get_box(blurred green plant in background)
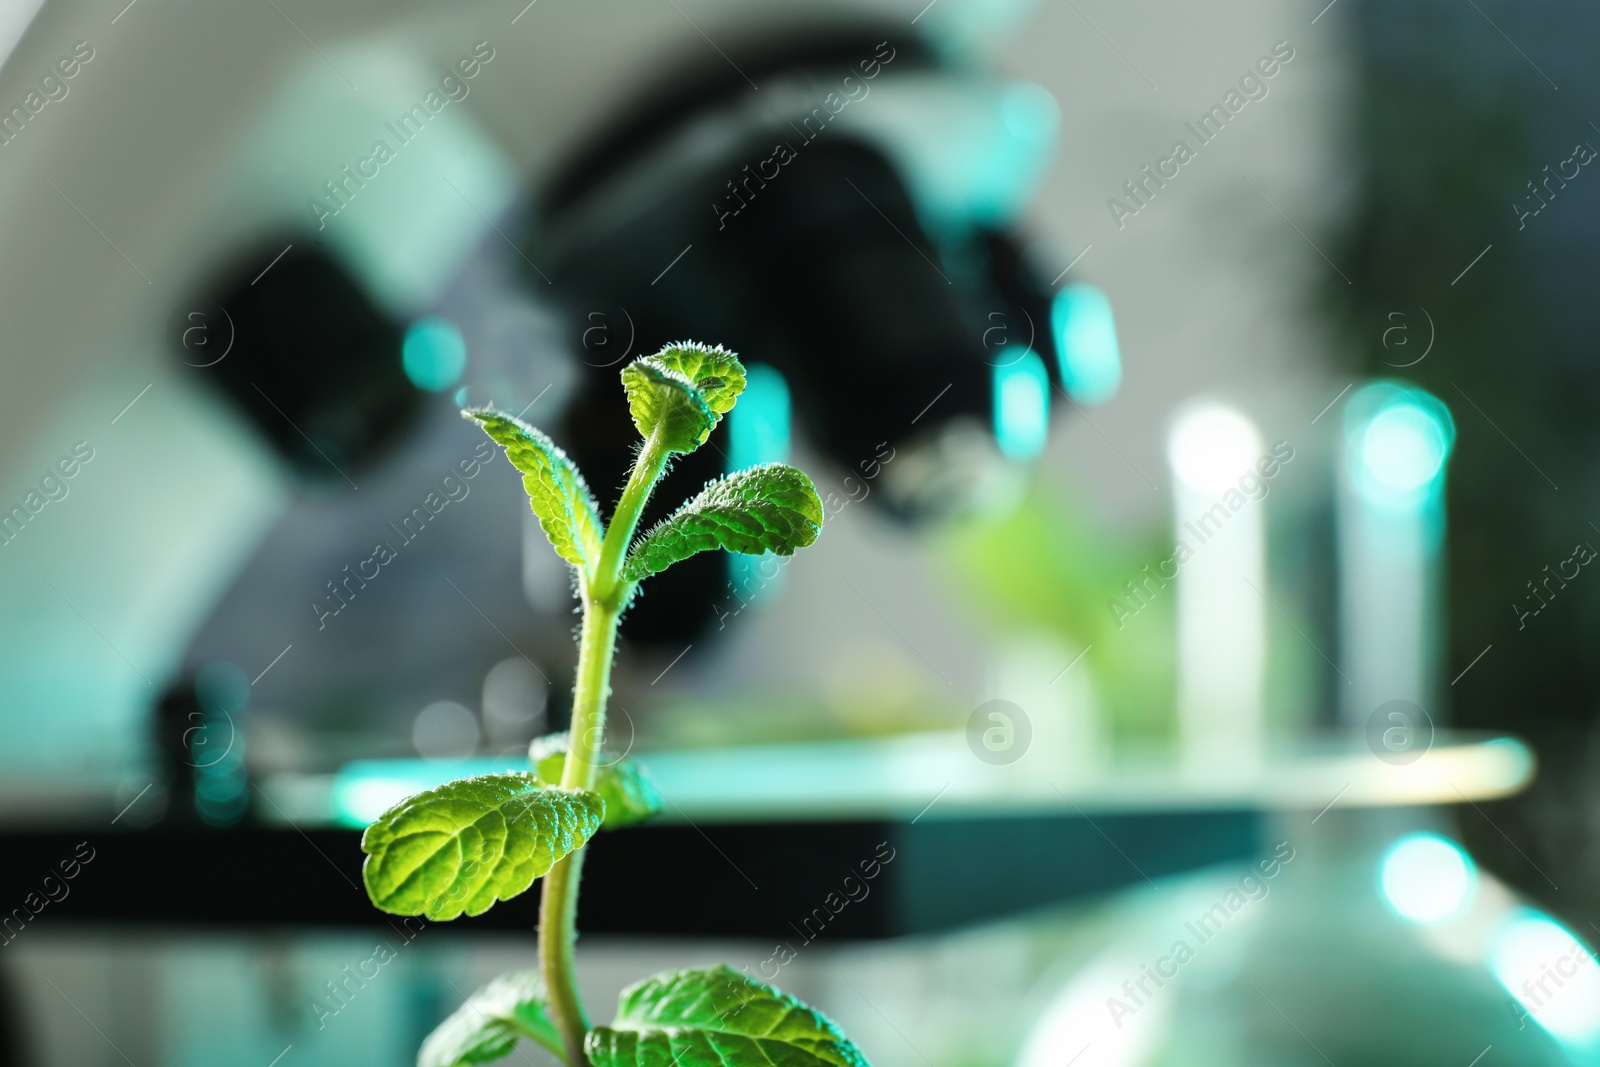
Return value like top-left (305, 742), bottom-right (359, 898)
top-left (937, 484), bottom-right (1177, 747)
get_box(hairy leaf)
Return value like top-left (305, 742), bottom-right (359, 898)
top-left (621, 361), bottom-right (715, 454)
top-left (529, 734), bottom-right (663, 830)
top-left (587, 965), bottom-right (870, 1067)
top-left (622, 464), bottom-right (823, 583)
top-left (647, 343), bottom-right (746, 420)
top-left (465, 409), bottom-right (603, 573)
top-left (419, 970), bottom-right (564, 1067)
top-left (621, 344), bottom-right (745, 453)
top-left (361, 773), bottom-right (603, 921)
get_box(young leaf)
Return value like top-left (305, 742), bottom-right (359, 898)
top-left (361, 773), bottom-right (604, 921)
top-left (647, 343), bottom-right (747, 420)
top-left (586, 965), bottom-right (870, 1067)
top-left (529, 734), bottom-right (663, 830)
top-left (419, 970), bottom-right (565, 1067)
top-left (464, 409), bottom-right (603, 573)
top-left (621, 361), bottom-right (716, 454)
top-left (623, 464), bottom-right (823, 583)
top-left (621, 344), bottom-right (745, 453)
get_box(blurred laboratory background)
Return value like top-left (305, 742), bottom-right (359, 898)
top-left (1, 0), bottom-right (1598, 1063)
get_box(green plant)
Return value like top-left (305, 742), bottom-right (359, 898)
top-left (359, 343), bottom-right (864, 1067)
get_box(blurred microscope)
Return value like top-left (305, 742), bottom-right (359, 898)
top-left (0, 0), bottom-right (1115, 806)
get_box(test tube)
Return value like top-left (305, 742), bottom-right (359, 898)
top-left (1337, 382), bottom-right (1455, 729)
top-left (1167, 401), bottom-right (1269, 769)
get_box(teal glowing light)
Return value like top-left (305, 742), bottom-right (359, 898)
top-left (334, 758), bottom-right (519, 827)
top-left (993, 350), bottom-right (1050, 461)
top-left (726, 364), bottom-right (792, 602)
top-left (1379, 832), bottom-right (1476, 924)
top-left (1000, 82), bottom-right (1061, 144)
top-left (336, 774), bottom-right (421, 827)
top-left (1493, 910), bottom-right (1600, 1047)
top-left (1344, 382), bottom-right (1455, 511)
top-left (1365, 406), bottom-right (1449, 490)
top-left (192, 660), bottom-right (248, 827)
top-left (727, 363), bottom-right (790, 469)
top-left (402, 317), bottom-right (467, 391)
top-left (1051, 283), bottom-right (1121, 406)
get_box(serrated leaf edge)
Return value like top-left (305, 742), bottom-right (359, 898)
top-left (419, 970), bottom-right (566, 1067)
top-left (621, 360), bottom-right (716, 451)
top-left (587, 965), bottom-right (870, 1067)
top-left (463, 408), bottom-right (604, 576)
top-left (620, 464), bottom-right (823, 584)
top-left (645, 342), bottom-right (747, 417)
top-left (359, 772), bottom-right (604, 921)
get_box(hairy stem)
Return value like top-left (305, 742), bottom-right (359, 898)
top-left (538, 433), bottom-right (670, 1066)
top-left (539, 847), bottom-right (589, 1065)
top-left (592, 430), bottom-right (669, 609)
top-left (563, 604), bottom-right (621, 793)
top-left (540, 602), bottom-right (617, 1066)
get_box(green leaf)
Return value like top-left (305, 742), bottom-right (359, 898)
top-left (622, 464), bottom-right (823, 583)
top-left (621, 362), bottom-right (714, 454)
top-left (464, 408), bottom-right (603, 573)
top-left (587, 965), bottom-right (870, 1067)
top-left (621, 344), bottom-right (745, 453)
top-left (529, 734), bottom-right (663, 830)
top-left (419, 970), bottom-right (565, 1067)
top-left (360, 773), bottom-right (604, 921)
top-left (647, 343), bottom-right (746, 420)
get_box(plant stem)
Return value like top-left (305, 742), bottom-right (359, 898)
top-left (592, 431), bottom-right (669, 609)
top-left (539, 847), bottom-right (589, 1065)
top-left (541, 601), bottom-right (617, 1066)
top-left (562, 604), bottom-right (622, 793)
top-left (538, 431), bottom-right (670, 1067)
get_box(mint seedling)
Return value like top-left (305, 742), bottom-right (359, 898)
top-left (358, 343), bottom-right (849, 1067)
